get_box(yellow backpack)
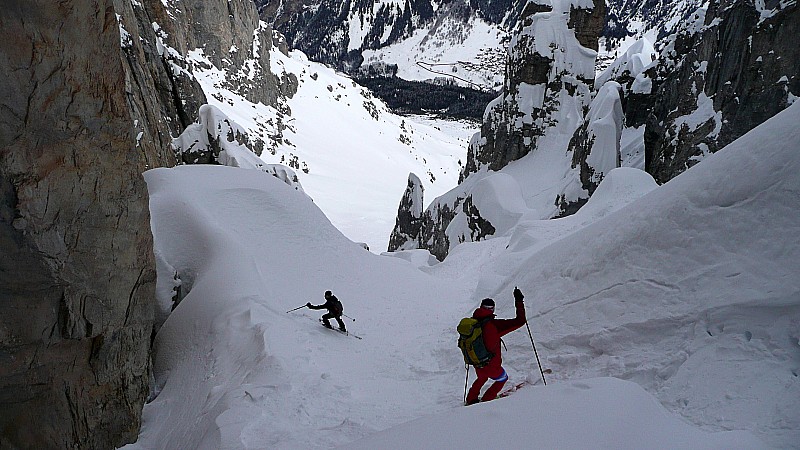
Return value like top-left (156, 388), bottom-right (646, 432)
top-left (457, 317), bottom-right (493, 367)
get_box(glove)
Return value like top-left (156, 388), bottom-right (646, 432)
top-left (513, 287), bottom-right (524, 302)
top-left (306, 302), bottom-right (312, 307)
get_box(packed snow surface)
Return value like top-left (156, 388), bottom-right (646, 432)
top-left (131, 104), bottom-right (800, 448)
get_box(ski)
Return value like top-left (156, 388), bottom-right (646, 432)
top-left (498, 381), bottom-right (528, 398)
top-left (301, 316), bottom-right (362, 339)
top-left (497, 369), bottom-right (553, 398)
top-left (319, 320), bottom-right (362, 339)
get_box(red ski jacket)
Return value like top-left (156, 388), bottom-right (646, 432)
top-left (472, 299), bottom-right (526, 370)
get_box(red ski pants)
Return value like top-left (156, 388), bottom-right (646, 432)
top-left (466, 365), bottom-right (508, 403)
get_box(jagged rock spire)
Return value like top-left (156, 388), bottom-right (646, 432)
top-left (388, 173), bottom-right (425, 251)
top-left (461, 0), bottom-right (606, 181)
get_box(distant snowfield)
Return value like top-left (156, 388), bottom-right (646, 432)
top-left (271, 50), bottom-right (476, 251)
top-left (130, 102), bottom-right (799, 448)
top-left (361, 16), bottom-right (507, 90)
top-left (187, 45), bottom-right (476, 252)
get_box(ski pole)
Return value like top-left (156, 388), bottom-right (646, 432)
top-left (463, 364), bottom-right (469, 405)
top-left (525, 320), bottom-right (547, 386)
top-left (286, 305), bottom-right (307, 313)
top-left (342, 313), bottom-right (356, 322)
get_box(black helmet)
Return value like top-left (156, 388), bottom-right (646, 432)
top-left (480, 298), bottom-right (495, 311)
top-left (325, 290), bottom-right (332, 298)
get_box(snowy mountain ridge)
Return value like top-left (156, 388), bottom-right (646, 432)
top-left (388, 0), bottom-right (610, 259)
top-left (257, 0), bottom-right (711, 89)
top-left (258, 0), bottom-right (516, 89)
top-left (391, 0), bottom-right (799, 259)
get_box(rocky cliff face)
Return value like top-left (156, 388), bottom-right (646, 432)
top-left (157, 0), bottom-right (287, 106)
top-left (117, 0), bottom-right (294, 165)
top-left (390, 0), bottom-right (798, 260)
top-left (388, 174), bottom-right (426, 251)
top-left (598, 0), bottom-right (703, 69)
top-left (0, 1), bottom-right (165, 448)
top-left (0, 0), bottom-right (288, 448)
top-left (631, 0), bottom-right (799, 183)
top-left (115, 0), bottom-right (208, 152)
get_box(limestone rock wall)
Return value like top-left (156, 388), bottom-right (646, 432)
top-left (0, 0), bottom-right (289, 447)
top-left (115, 0), bottom-right (208, 157)
top-left (162, 0), bottom-right (285, 106)
top-left (0, 1), bottom-right (163, 448)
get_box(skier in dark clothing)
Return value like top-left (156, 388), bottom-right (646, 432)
top-left (465, 287), bottom-right (526, 405)
top-left (307, 290), bottom-right (346, 332)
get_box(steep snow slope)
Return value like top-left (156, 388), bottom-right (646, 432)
top-left (455, 101), bottom-right (800, 447)
top-left (134, 166), bottom-right (760, 449)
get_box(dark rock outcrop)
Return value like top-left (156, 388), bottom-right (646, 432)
top-left (0, 1), bottom-right (166, 448)
top-left (388, 174), bottom-right (426, 251)
top-left (458, 195), bottom-right (497, 245)
top-left (633, 0), bottom-right (799, 183)
top-left (398, 193), bottom-right (495, 261)
top-left (388, 172), bottom-right (496, 260)
top-left (569, 2), bottom-right (606, 52)
top-left (417, 201), bottom-right (458, 261)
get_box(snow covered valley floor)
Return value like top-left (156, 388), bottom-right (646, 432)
top-left (128, 104), bottom-right (800, 448)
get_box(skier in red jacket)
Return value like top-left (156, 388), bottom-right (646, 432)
top-left (465, 287), bottom-right (526, 405)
